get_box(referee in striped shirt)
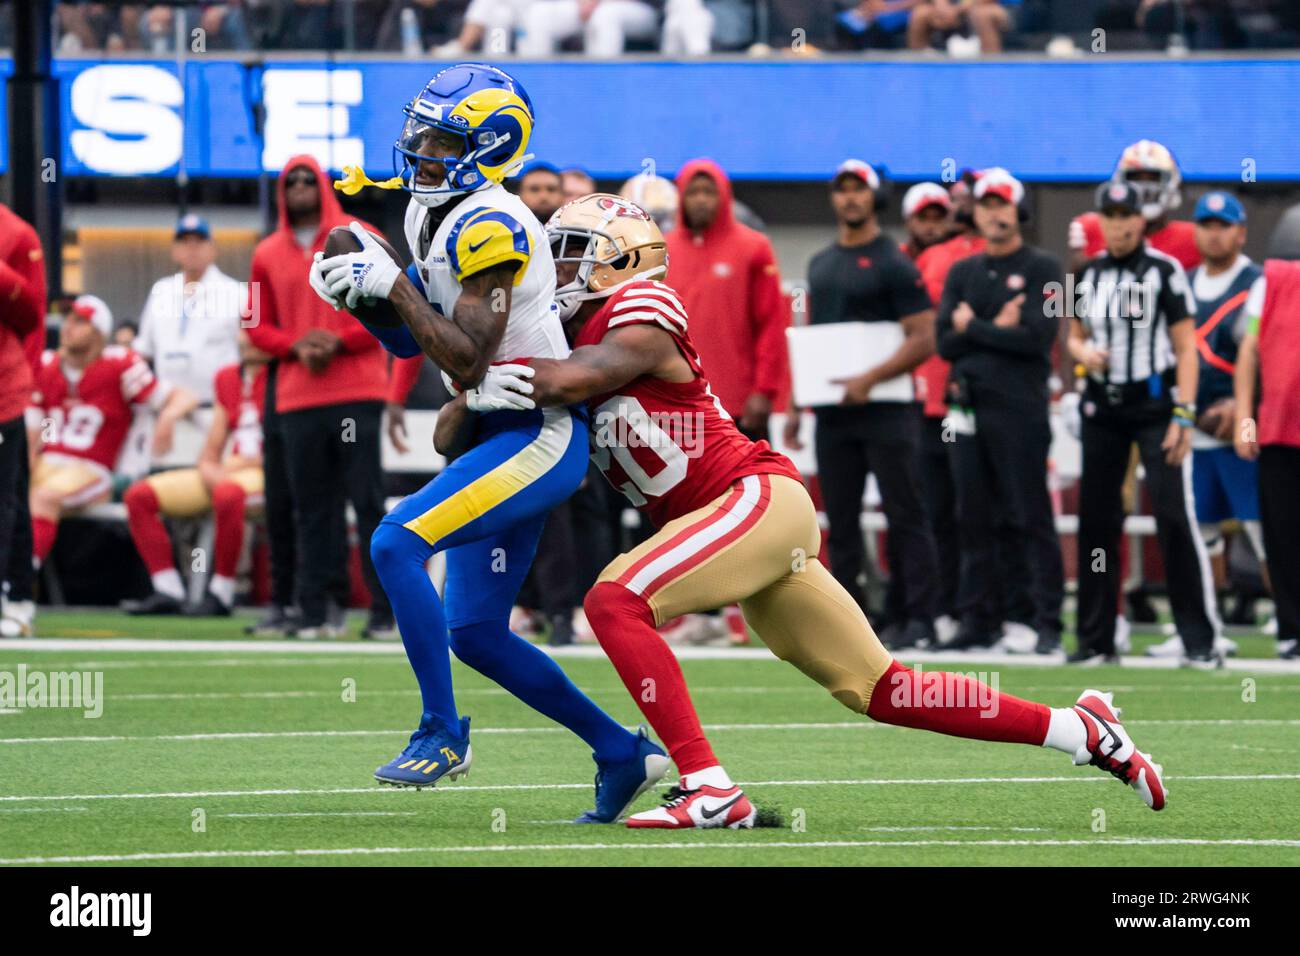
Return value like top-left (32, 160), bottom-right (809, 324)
top-left (1068, 181), bottom-right (1222, 668)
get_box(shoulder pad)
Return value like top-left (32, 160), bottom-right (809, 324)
top-left (445, 206), bottom-right (531, 283)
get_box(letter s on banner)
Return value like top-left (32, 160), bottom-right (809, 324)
top-left (69, 65), bottom-right (184, 175)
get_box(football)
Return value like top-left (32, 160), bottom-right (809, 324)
top-left (323, 225), bottom-right (405, 328)
top-left (1196, 396), bottom-right (1236, 440)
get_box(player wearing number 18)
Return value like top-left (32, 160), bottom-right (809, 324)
top-left (439, 195), bottom-right (1172, 828)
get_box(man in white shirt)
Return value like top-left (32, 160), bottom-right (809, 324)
top-left (136, 216), bottom-right (242, 463)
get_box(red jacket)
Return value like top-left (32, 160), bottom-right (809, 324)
top-left (246, 154), bottom-right (388, 414)
top-left (0, 204), bottom-right (47, 422)
top-left (1258, 259), bottom-right (1300, 449)
top-left (665, 159), bottom-right (789, 418)
top-left (913, 233), bottom-right (987, 419)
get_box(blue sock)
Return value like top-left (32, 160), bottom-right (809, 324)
top-left (370, 523), bottom-right (459, 732)
top-left (450, 619), bottom-right (636, 762)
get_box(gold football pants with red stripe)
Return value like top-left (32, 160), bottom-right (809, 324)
top-left (596, 473), bottom-right (894, 713)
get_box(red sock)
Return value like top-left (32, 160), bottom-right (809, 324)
top-left (866, 661), bottom-right (1050, 746)
top-left (584, 581), bottom-right (718, 775)
top-left (210, 481), bottom-right (247, 578)
top-left (32, 515), bottom-right (58, 563)
top-left (123, 481), bottom-right (175, 575)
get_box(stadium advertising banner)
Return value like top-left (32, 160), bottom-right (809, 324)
top-left (4, 57), bottom-right (1300, 180)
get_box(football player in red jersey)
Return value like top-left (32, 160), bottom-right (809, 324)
top-left (27, 295), bottom-right (196, 573)
top-left (437, 195), bottom-right (1169, 828)
top-left (1068, 140), bottom-right (1200, 272)
top-left (122, 331), bottom-right (270, 618)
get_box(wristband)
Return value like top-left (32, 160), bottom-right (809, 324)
top-left (1172, 403), bottom-right (1195, 428)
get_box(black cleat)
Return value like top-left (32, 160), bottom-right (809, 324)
top-left (245, 604), bottom-right (299, 636)
top-left (122, 591), bottom-right (183, 616)
top-left (1066, 647), bottom-right (1120, 666)
top-left (184, 592), bottom-right (232, 617)
top-left (944, 628), bottom-right (998, 651)
top-left (1180, 649), bottom-right (1225, 670)
top-left (1035, 629), bottom-right (1063, 655)
top-left (361, 611), bottom-right (398, 641)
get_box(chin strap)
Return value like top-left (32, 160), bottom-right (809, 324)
top-left (335, 165), bottom-right (405, 196)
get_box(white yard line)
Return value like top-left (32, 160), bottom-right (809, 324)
top-left (219, 811), bottom-right (420, 819)
top-left (3, 836), bottom-right (1298, 865)
top-left (3, 637), bottom-right (1299, 673)
top-left (3, 717), bottom-right (1297, 747)
top-left (2, 773), bottom-right (1296, 804)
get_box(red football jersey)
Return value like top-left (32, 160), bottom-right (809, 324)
top-left (1072, 213), bottom-right (1200, 270)
top-left (574, 280), bottom-right (802, 528)
top-left (213, 363), bottom-right (267, 461)
top-left (31, 346), bottom-right (158, 469)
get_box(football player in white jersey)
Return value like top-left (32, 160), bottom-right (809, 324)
top-left (310, 63), bottom-right (667, 820)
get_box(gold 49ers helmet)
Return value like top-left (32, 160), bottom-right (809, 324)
top-left (546, 193), bottom-right (668, 319)
top-left (1112, 140), bottom-right (1182, 221)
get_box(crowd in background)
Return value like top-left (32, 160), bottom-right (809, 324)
top-left (43, 0), bottom-right (1300, 55)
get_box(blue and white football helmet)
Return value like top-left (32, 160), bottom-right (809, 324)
top-left (394, 62), bottom-right (536, 208)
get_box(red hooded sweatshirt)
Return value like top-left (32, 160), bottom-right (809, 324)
top-left (1258, 259), bottom-right (1300, 449)
top-left (0, 203), bottom-right (47, 423)
top-left (246, 154), bottom-right (388, 414)
top-left (665, 159), bottom-right (789, 418)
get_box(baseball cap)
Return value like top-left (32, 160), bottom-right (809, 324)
top-left (1194, 191), bottom-right (1246, 225)
top-left (902, 182), bottom-right (952, 218)
top-left (973, 168), bottom-right (1024, 205)
top-left (71, 294), bottom-right (114, 338)
top-left (175, 213), bottom-right (211, 240)
top-left (832, 159), bottom-right (881, 191)
top-left (1096, 181), bottom-right (1143, 214)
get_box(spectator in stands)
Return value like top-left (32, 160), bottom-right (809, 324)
top-left (123, 332), bottom-right (270, 617)
top-left (520, 0), bottom-right (674, 56)
top-left (838, 0), bottom-right (918, 50)
top-left (908, 0), bottom-right (1012, 52)
top-left (515, 161), bottom-right (565, 224)
top-left (28, 296), bottom-right (197, 584)
top-left (1137, 0), bottom-right (1247, 50)
top-left (429, 0), bottom-right (528, 55)
top-left (561, 167), bottom-right (597, 203)
top-left (784, 159), bottom-right (940, 649)
top-left (1235, 259), bottom-right (1300, 660)
top-left (246, 155), bottom-right (393, 639)
top-left (0, 202), bottom-right (46, 639)
top-left (137, 3), bottom-right (251, 52)
top-left (135, 215), bottom-right (243, 461)
top-left (666, 158), bottom-right (789, 443)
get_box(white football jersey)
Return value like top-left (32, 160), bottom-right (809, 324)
top-left (403, 184), bottom-right (569, 365)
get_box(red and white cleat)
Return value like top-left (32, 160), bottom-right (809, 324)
top-left (626, 783), bottom-right (757, 829)
top-left (1072, 689), bottom-right (1167, 811)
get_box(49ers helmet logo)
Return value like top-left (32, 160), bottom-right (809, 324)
top-left (595, 195), bottom-right (650, 219)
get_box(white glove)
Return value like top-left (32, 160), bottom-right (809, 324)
top-left (308, 252), bottom-right (343, 310)
top-left (465, 363), bottom-right (536, 412)
top-left (319, 221), bottom-right (402, 309)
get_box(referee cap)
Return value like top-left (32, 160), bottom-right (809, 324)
top-left (1194, 192), bottom-right (1246, 225)
top-left (1097, 181), bottom-right (1143, 214)
top-left (832, 159), bottom-right (881, 191)
top-left (902, 182), bottom-right (952, 218)
top-left (973, 168), bottom-right (1024, 205)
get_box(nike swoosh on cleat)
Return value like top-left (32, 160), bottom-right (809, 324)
top-left (700, 794), bottom-right (743, 820)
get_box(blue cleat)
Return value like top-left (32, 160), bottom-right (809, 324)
top-left (374, 713), bottom-right (473, 788)
top-left (574, 727), bottom-right (671, 823)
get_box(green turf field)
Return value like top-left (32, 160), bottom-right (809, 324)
top-left (1, 610), bottom-right (1297, 866)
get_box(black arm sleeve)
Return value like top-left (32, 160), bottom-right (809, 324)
top-left (935, 260), bottom-right (971, 360)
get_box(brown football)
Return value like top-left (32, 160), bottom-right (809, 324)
top-left (324, 225), bottom-right (405, 328)
top-left (1196, 396), bottom-right (1236, 440)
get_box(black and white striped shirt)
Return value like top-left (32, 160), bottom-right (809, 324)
top-left (1077, 246), bottom-right (1195, 385)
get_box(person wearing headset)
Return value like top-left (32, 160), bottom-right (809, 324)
top-left (934, 168), bottom-right (1066, 656)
